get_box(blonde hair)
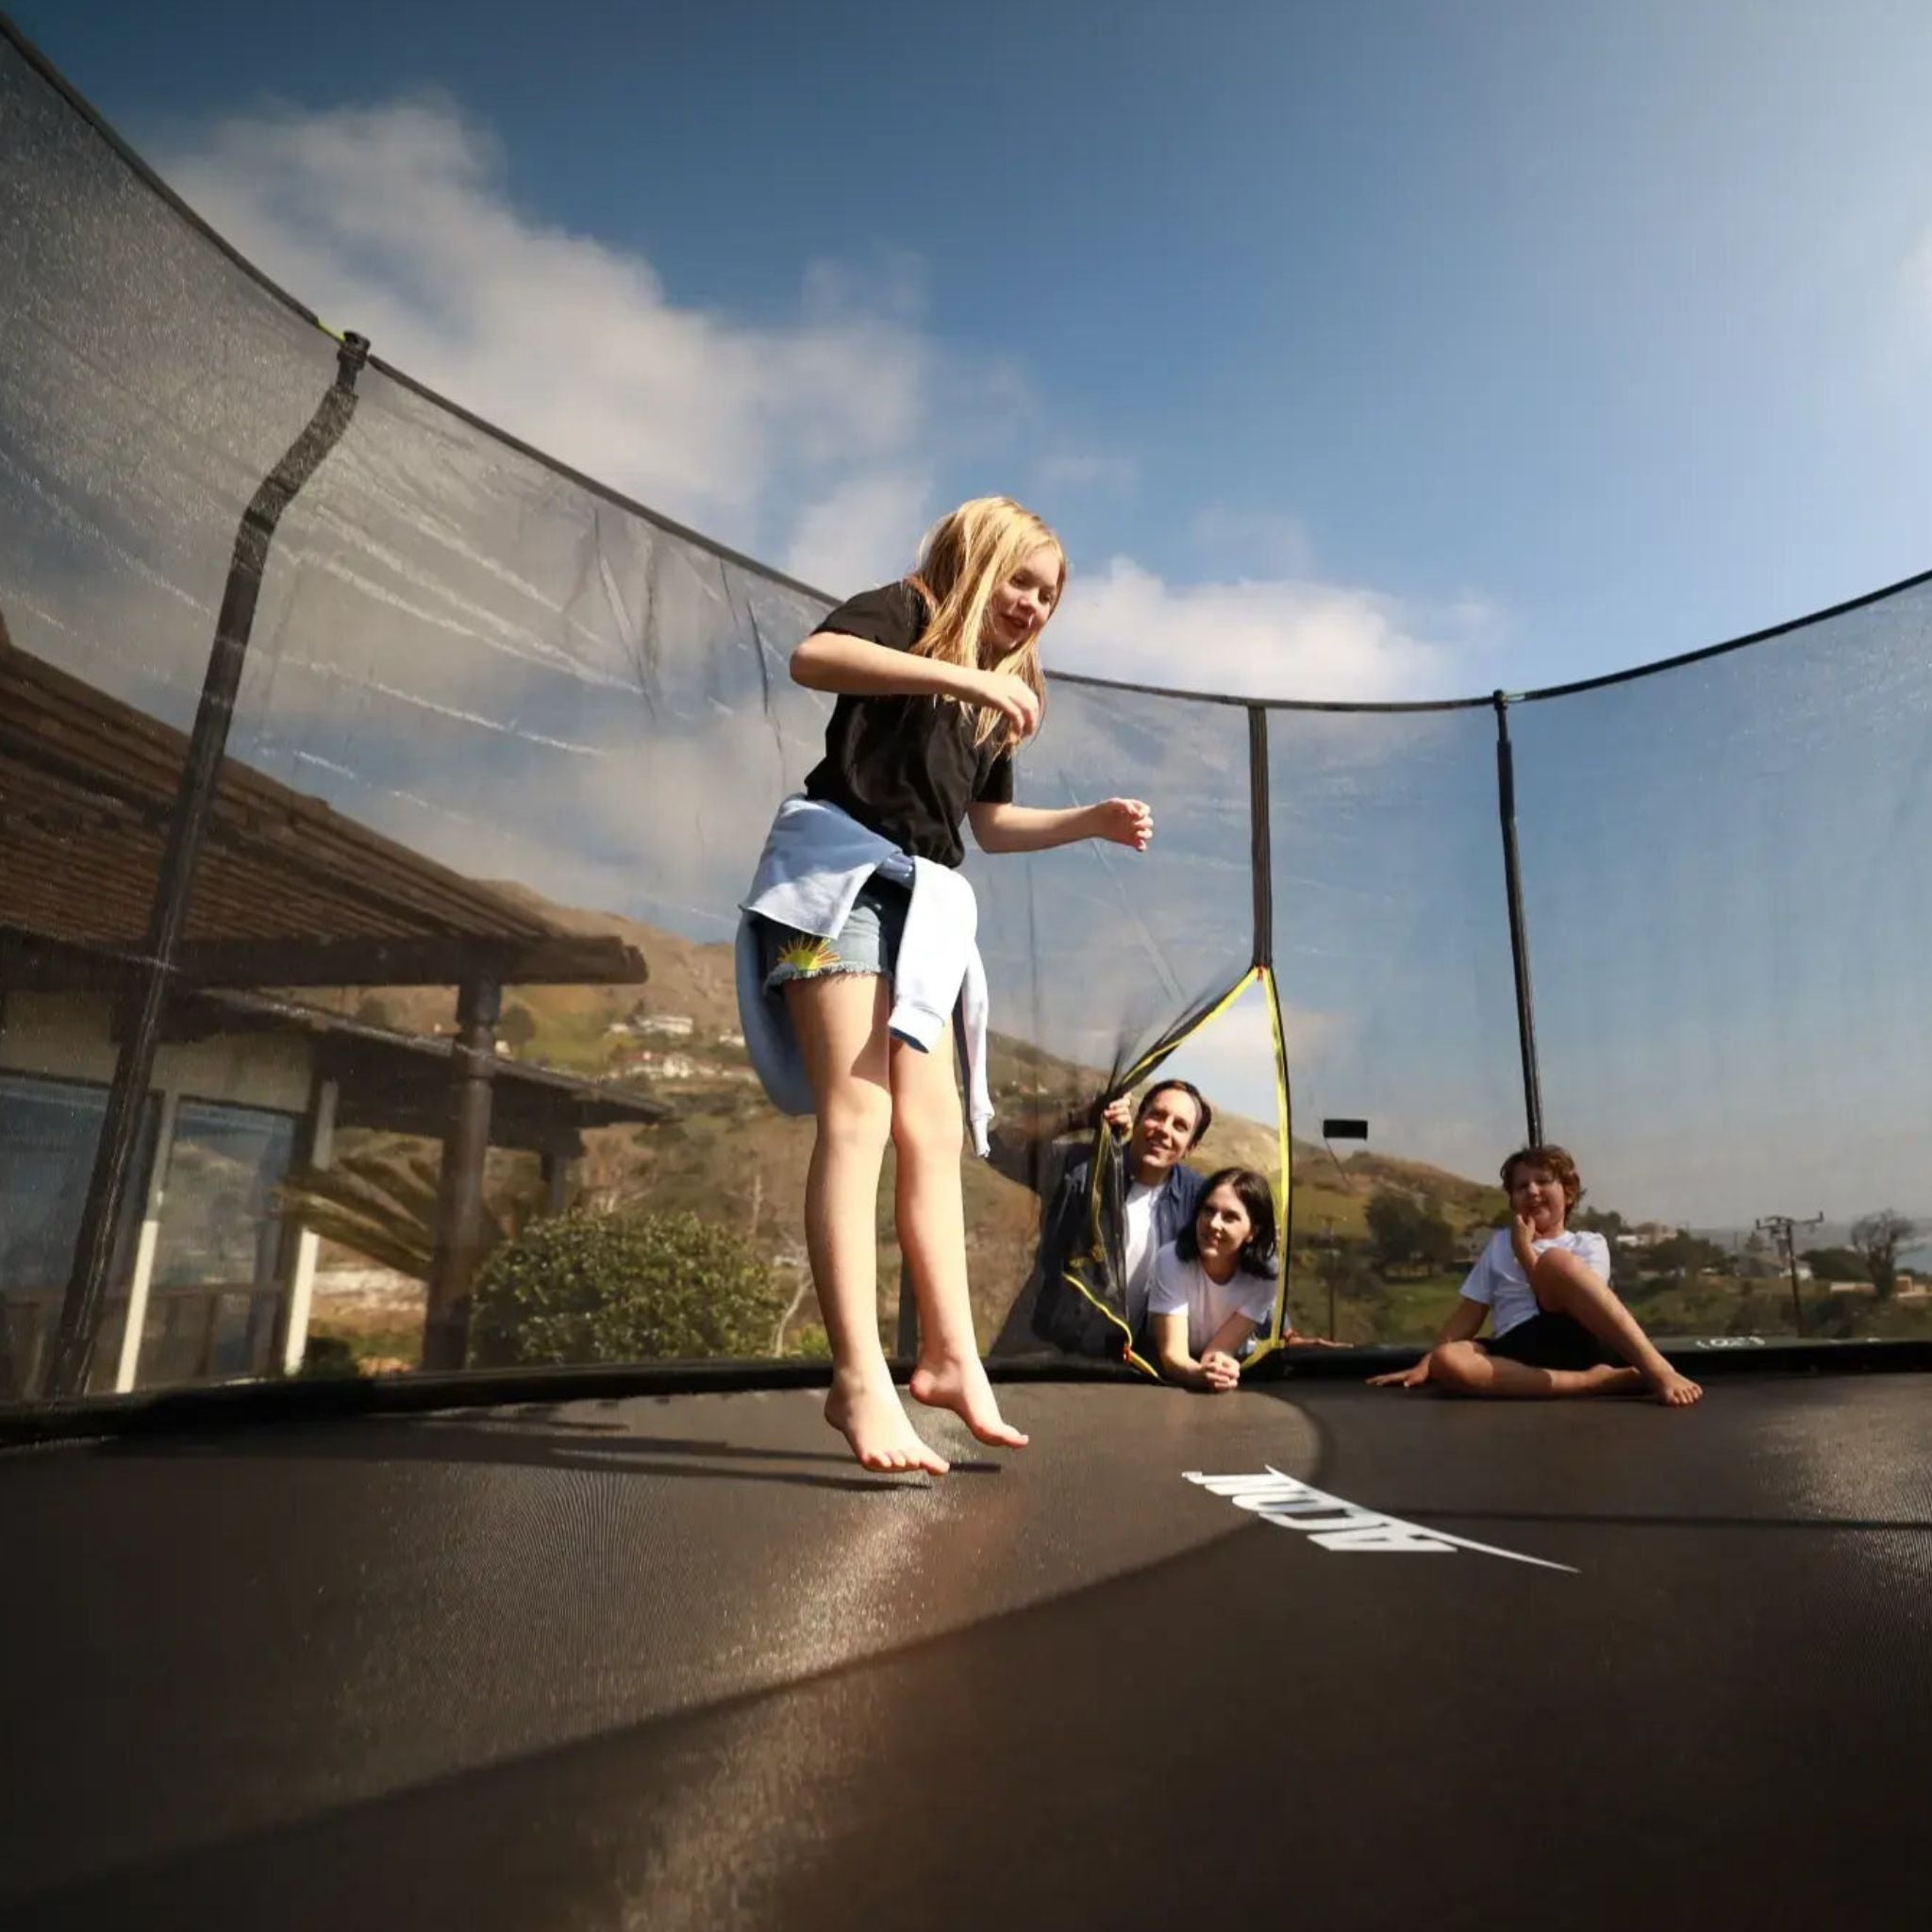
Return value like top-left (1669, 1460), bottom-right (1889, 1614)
top-left (906, 496), bottom-right (1064, 751)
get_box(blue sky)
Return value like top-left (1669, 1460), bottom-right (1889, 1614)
top-left (17, 0), bottom-right (1932, 700)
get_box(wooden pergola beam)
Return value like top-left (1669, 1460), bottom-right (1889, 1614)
top-left (0, 928), bottom-right (647, 991)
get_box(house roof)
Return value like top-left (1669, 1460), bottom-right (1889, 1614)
top-left (0, 636), bottom-right (646, 990)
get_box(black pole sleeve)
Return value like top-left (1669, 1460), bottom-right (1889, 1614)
top-left (44, 334), bottom-right (371, 1398)
top-left (1248, 706), bottom-right (1273, 968)
top-left (1492, 691), bottom-right (1544, 1147)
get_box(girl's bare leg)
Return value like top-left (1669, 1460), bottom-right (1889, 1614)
top-left (787, 974), bottom-right (948, 1474)
top-left (1428, 1339), bottom-right (1642, 1400)
top-left (1530, 1252), bottom-right (1704, 1407)
top-left (889, 1020), bottom-right (1027, 1450)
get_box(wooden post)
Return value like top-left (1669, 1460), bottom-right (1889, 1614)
top-left (112, 1088), bottom-right (180, 1392)
top-left (539, 1138), bottom-right (581, 1218)
top-left (274, 1073), bottom-right (339, 1374)
top-left (423, 974), bottom-right (501, 1370)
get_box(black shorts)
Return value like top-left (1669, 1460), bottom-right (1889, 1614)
top-left (1484, 1312), bottom-right (1620, 1372)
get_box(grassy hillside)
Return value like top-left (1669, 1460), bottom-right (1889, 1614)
top-left (294, 888), bottom-right (1519, 1359)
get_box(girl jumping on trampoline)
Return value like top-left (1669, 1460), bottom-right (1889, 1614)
top-left (738, 497), bottom-right (1154, 1474)
top-left (1368, 1145), bottom-right (1703, 1406)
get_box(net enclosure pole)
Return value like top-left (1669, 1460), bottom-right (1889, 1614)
top-left (1248, 706), bottom-right (1273, 969)
top-left (43, 333), bottom-right (371, 1398)
top-left (1249, 703), bottom-right (1297, 1347)
top-left (1491, 692), bottom-right (1544, 1148)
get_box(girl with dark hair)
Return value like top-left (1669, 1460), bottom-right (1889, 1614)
top-left (1147, 1167), bottom-right (1279, 1392)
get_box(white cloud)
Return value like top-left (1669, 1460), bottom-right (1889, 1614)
top-left (163, 96), bottom-right (933, 576)
top-left (133, 94), bottom-right (1504, 709)
top-left (780, 470), bottom-right (933, 593)
top-left (1048, 558), bottom-right (1492, 703)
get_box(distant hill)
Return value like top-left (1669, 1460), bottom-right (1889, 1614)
top-left (483, 883), bottom-right (741, 1035)
top-left (1337, 1150), bottom-right (1508, 1231)
top-left (305, 877), bottom-right (1507, 1341)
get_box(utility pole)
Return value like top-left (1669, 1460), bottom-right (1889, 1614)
top-left (1320, 1120), bottom-right (1368, 1344)
top-left (1321, 1216), bottom-right (1337, 1341)
top-left (1755, 1212), bottom-right (1824, 1337)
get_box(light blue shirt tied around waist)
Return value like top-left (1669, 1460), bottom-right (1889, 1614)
top-left (734, 795), bottom-right (995, 1155)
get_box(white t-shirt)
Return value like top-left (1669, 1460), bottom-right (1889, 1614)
top-left (1147, 1241), bottom-right (1275, 1358)
top-left (1122, 1181), bottom-right (1161, 1331)
top-left (1460, 1227), bottom-right (1611, 1339)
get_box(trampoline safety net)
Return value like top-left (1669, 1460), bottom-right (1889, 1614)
top-left (6, 18), bottom-right (1932, 1406)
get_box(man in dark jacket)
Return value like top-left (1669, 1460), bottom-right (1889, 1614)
top-left (989, 1081), bottom-right (1217, 1363)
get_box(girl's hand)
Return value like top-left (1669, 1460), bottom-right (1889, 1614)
top-left (1200, 1350), bottom-right (1241, 1392)
top-left (961, 668), bottom-right (1041, 739)
top-left (1092, 797), bottom-right (1153, 851)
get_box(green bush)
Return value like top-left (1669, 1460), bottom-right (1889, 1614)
top-left (295, 1334), bottom-right (359, 1379)
top-left (785, 1321), bottom-right (833, 1361)
top-left (469, 1208), bottom-right (786, 1367)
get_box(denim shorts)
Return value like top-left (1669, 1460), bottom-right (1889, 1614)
top-left (759, 874), bottom-right (909, 992)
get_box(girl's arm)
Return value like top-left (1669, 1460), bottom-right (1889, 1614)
top-left (968, 798), bottom-right (1152, 854)
top-left (791, 631), bottom-right (1040, 736)
top-left (1150, 1311), bottom-right (1242, 1393)
top-left (1197, 1311), bottom-right (1261, 1387)
top-left (1203, 1309), bottom-right (1259, 1360)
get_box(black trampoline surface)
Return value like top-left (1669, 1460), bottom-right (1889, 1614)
top-left (3, 1370), bottom-right (1927, 1930)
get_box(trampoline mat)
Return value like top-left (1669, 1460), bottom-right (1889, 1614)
top-left (1, 1373), bottom-right (1926, 1929)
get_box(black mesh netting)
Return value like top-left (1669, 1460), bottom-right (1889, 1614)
top-left (6, 19), bottom-right (1931, 1399)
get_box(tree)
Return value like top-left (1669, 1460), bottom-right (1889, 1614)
top-left (1850, 1210), bottom-right (1917, 1300)
top-left (498, 1001), bottom-right (539, 1051)
top-left (1647, 1229), bottom-right (1728, 1280)
top-left (275, 1142), bottom-right (546, 1278)
top-left (1574, 1206), bottom-right (1625, 1239)
top-left (1414, 1212), bottom-right (1457, 1273)
top-left (353, 993), bottom-right (396, 1031)
top-left (1366, 1191), bottom-right (1457, 1274)
top-left (1800, 1245), bottom-right (1869, 1285)
top-left (470, 1209), bottom-right (785, 1366)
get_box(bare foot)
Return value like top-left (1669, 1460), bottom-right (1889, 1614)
top-left (824, 1372), bottom-right (949, 1474)
top-left (908, 1353), bottom-right (1029, 1449)
top-left (1650, 1368), bottom-right (1704, 1407)
top-left (1576, 1365), bottom-right (1646, 1397)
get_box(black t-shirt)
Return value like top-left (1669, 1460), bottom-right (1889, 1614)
top-left (802, 582), bottom-right (1015, 868)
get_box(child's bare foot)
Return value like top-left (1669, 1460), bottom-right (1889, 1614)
top-left (1650, 1367), bottom-right (1704, 1407)
top-left (908, 1352), bottom-right (1029, 1449)
top-left (824, 1372), bottom-right (949, 1474)
top-left (1580, 1365), bottom-right (1646, 1396)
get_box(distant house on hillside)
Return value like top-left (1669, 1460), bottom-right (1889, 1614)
top-left (1615, 1223), bottom-right (1676, 1249)
top-left (636, 1014), bottom-right (693, 1041)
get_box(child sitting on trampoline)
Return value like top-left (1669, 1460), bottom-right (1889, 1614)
top-left (1147, 1167), bottom-right (1281, 1392)
top-left (740, 496), bottom-right (1154, 1475)
top-left (1368, 1144), bottom-right (1702, 1406)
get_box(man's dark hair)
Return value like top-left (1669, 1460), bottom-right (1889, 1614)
top-left (1135, 1078), bottom-right (1211, 1149)
top-left (1174, 1166), bottom-right (1277, 1275)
